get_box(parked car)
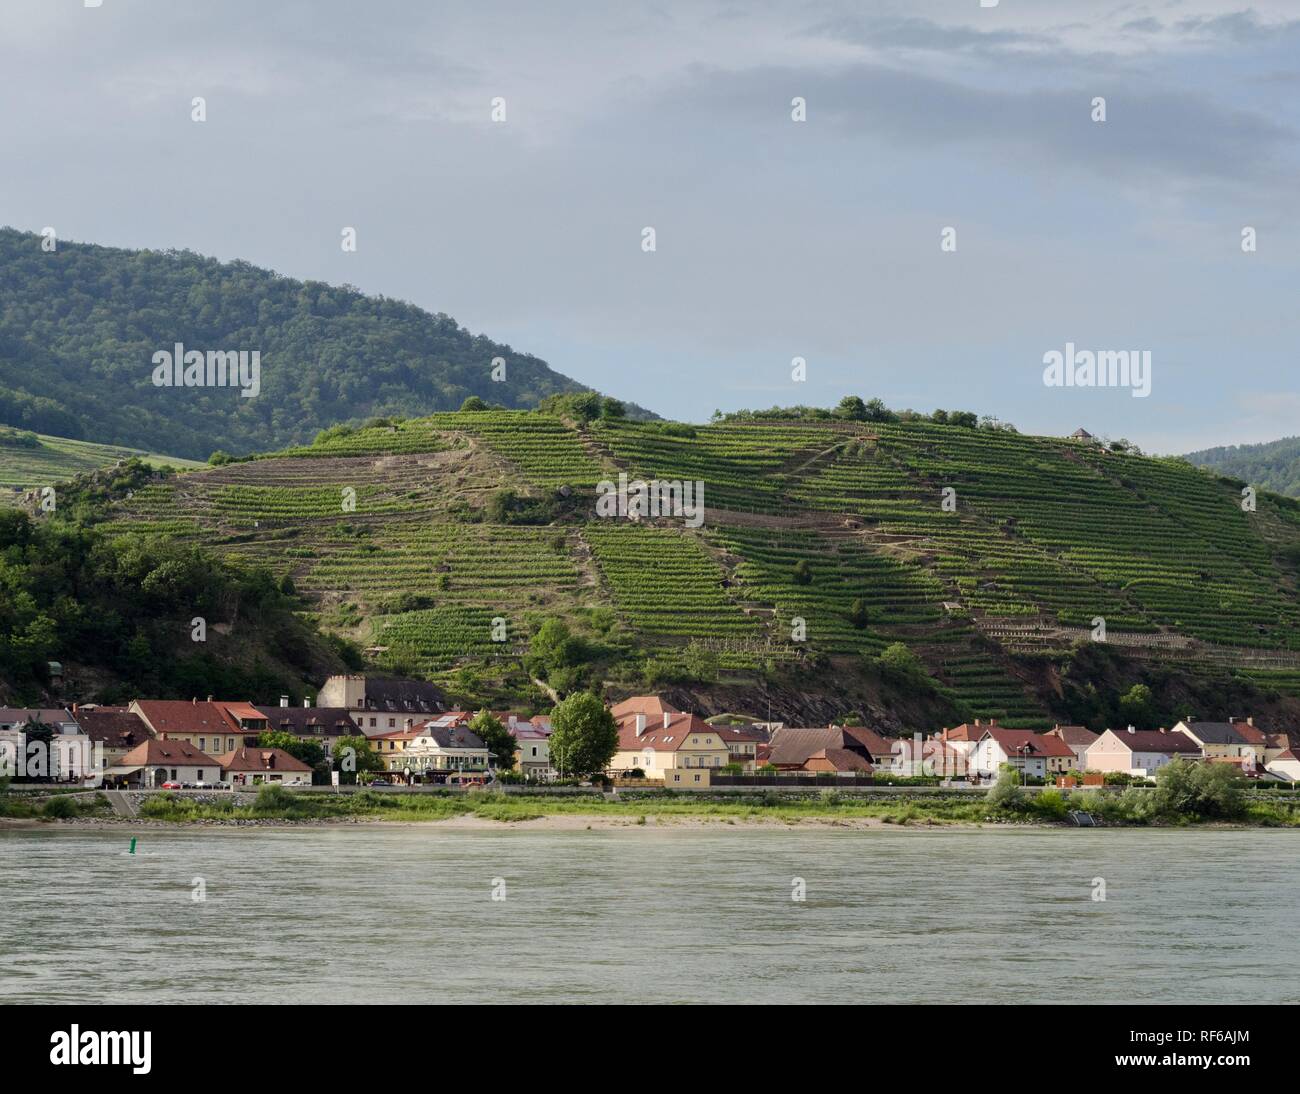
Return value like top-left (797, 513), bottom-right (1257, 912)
top-left (369, 780), bottom-right (393, 788)
top-left (160, 781), bottom-right (182, 790)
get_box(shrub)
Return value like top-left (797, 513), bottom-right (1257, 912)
top-left (42, 794), bottom-right (77, 819)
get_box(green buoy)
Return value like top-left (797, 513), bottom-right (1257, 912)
top-left (128, 837), bottom-right (137, 855)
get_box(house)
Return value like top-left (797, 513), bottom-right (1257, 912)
top-left (1044, 724), bottom-right (1099, 768)
top-left (129, 699), bottom-right (258, 757)
top-left (1070, 428), bottom-right (1094, 440)
top-left (0, 707), bottom-right (88, 781)
top-left (711, 723), bottom-right (767, 772)
top-left (1084, 727), bottom-right (1201, 777)
top-left (888, 736), bottom-right (968, 778)
top-left (403, 722), bottom-right (489, 779)
top-left (368, 728), bottom-right (425, 774)
top-left (970, 728), bottom-right (1076, 779)
top-left (609, 712), bottom-right (731, 780)
top-left (254, 698), bottom-right (360, 758)
top-left (1172, 719), bottom-right (1263, 770)
top-left (766, 726), bottom-right (883, 770)
top-left (71, 706), bottom-right (152, 766)
top-left (1265, 747), bottom-right (1300, 782)
top-left (317, 674), bottom-right (445, 734)
top-left (936, 721), bottom-right (1001, 765)
top-left (110, 739), bottom-right (222, 788)
top-left (218, 746), bottom-right (314, 786)
top-left (509, 719), bottom-right (554, 779)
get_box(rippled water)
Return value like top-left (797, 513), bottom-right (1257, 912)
top-left (2, 825), bottom-right (1297, 1004)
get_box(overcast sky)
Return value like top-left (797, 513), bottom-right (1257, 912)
top-left (2, 0), bottom-right (1298, 452)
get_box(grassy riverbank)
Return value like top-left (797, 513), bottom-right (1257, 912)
top-left (6, 779), bottom-right (1299, 829)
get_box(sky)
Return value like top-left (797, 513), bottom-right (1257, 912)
top-left (2, 0), bottom-right (1298, 453)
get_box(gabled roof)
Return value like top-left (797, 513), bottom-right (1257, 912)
top-left (357, 677), bottom-right (445, 712)
top-left (0, 707), bottom-right (78, 728)
top-left (71, 708), bottom-right (151, 749)
top-left (411, 724), bottom-right (487, 750)
top-left (254, 706), bottom-right (359, 736)
top-left (1046, 724), bottom-right (1099, 748)
top-left (217, 746), bottom-right (312, 773)
top-left (941, 721), bottom-right (1002, 742)
top-left (611, 695), bottom-right (681, 723)
top-left (979, 728), bottom-right (1075, 759)
top-left (617, 713), bottom-right (717, 753)
top-left (132, 700), bottom-right (243, 737)
top-left (767, 726), bottom-right (877, 765)
top-left (116, 738), bottom-right (220, 767)
top-left (1175, 721), bottom-right (1252, 746)
top-left (1098, 728), bottom-right (1200, 754)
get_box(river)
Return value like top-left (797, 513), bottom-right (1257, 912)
top-left (1, 825), bottom-right (1296, 1004)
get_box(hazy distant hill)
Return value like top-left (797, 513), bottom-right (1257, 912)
top-left (0, 227), bottom-right (633, 460)
top-left (1186, 436), bottom-right (1300, 499)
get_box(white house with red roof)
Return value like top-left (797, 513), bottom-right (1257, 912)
top-left (218, 745), bottom-right (314, 786)
top-left (970, 728), bottom-right (1076, 779)
top-left (109, 738), bottom-right (221, 788)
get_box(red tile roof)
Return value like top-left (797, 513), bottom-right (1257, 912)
top-left (611, 695), bottom-right (681, 724)
top-left (132, 700), bottom-right (242, 737)
top-left (115, 738), bottom-right (220, 768)
top-left (980, 728), bottom-right (1075, 759)
top-left (617, 713), bottom-right (716, 752)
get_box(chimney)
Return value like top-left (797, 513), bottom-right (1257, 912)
top-left (635, 713), bottom-right (647, 736)
top-left (206, 695), bottom-right (214, 703)
top-left (663, 711), bottom-right (671, 728)
top-left (1229, 716), bottom-right (1235, 724)
top-left (280, 695), bottom-right (289, 708)
top-left (1247, 717), bottom-right (1254, 726)
top-left (303, 696), bottom-right (312, 708)
top-left (1127, 725), bottom-right (1135, 734)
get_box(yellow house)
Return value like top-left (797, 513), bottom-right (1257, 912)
top-left (609, 711), bottom-right (731, 780)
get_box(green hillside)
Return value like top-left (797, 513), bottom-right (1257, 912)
top-left (0, 427), bottom-right (204, 504)
top-left (94, 410), bottom-right (1300, 730)
top-left (0, 227), bottom-right (633, 460)
top-left (1186, 436), bottom-right (1300, 499)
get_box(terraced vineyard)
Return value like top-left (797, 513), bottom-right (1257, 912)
top-left (0, 431), bottom-right (204, 503)
top-left (94, 408), bottom-right (1300, 721)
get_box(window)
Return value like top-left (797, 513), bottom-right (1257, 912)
top-left (199, 738), bottom-right (206, 751)
top-left (388, 718), bottom-right (396, 728)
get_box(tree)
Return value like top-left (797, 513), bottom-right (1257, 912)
top-left (468, 710), bottom-right (517, 770)
top-left (460, 396), bottom-right (488, 412)
top-left (792, 560), bottom-right (813, 585)
top-left (1118, 683), bottom-right (1157, 729)
top-left (257, 730), bottom-right (325, 772)
top-left (847, 598), bottom-right (869, 629)
top-left (835, 395), bottom-right (867, 421)
top-left (548, 692), bottom-right (618, 778)
top-left (526, 618), bottom-right (591, 695)
top-left (332, 734), bottom-right (383, 784)
top-left (1152, 758), bottom-right (1245, 820)
top-left (600, 397), bottom-right (626, 419)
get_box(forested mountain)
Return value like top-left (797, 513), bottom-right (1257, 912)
top-left (0, 227), bottom-right (623, 460)
top-left (1186, 436), bottom-right (1300, 499)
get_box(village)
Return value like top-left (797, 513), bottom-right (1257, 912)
top-left (2, 673), bottom-right (1298, 792)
